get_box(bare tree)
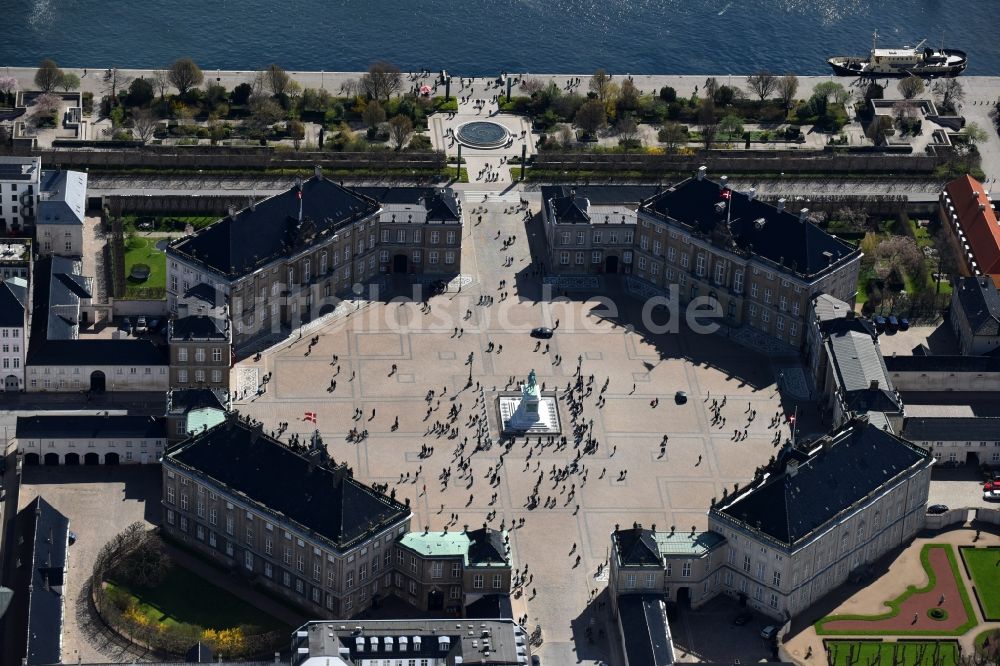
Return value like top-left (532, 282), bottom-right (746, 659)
top-left (897, 75), bottom-right (924, 100)
top-left (745, 70), bottom-right (777, 101)
top-left (59, 73), bottom-right (80, 92)
top-left (102, 67), bottom-right (133, 106)
top-left (699, 100), bottom-right (719, 149)
top-left (339, 78), bottom-right (360, 98)
top-left (151, 70), bottom-right (170, 100)
top-left (130, 107), bottom-right (157, 143)
top-left (388, 115), bottom-right (414, 150)
top-left (265, 63), bottom-right (291, 97)
top-left (29, 93), bottom-right (61, 127)
top-left (167, 58), bottom-right (204, 96)
top-left (590, 68), bottom-right (611, 102)
top-left (617, 114), bottom-right (640, 150)
top-left (0, 76), bottom-right (17, 95)
top-left (519, 78), bottom-right (545, 95)
top-left (34, 59), bottom-right (63, 93)
top-left (932, 78), bottom-right (965, 112)
top-left (777, 74), bottom-right (798, 111)
top-left (245, 95), bottom-right (284, 140)
top-left (363, 100), bottom-right (386, 129)
top-left (574, 99), bottom-right (607, 137)
top-left (658, 122), bottom-right (687, 153)
top-left (360, 61), bottom-right (402, 103)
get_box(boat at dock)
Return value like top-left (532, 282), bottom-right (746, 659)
top-left (828, 32), bottom-right (967, 78)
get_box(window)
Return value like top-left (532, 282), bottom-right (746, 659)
top-left (209, 532), bottom-right (217, 547)
top-left (313, 562), bottom-right (322, 581)
top-left (560, 251), bottom-right (569, 265)
top-left (576, 231), bottom-right (585, 245)
top-left (773, 570), bottom-right (781, 587)
top-left (764, 288), bottom-right (772, 305)
top-left (695, 254), bottom-right (706, 277)
top-left (297, 555), bottom-right (305, 573)
top-left (591, 251), bottom-right (601, 264)
top-left (430, 231), bottom-right (440, 244)
top-left (166, 486), bottom-right (175, 504)
top-left (492, 574), bottom-right (502, 589)
top-left (680, 253), bottom-right (689, 269)
top-left (667, 247), bottom-right (676, 263)
top-left (451, 562), bottom-right (461, 578)
top-left (638, 256), bottom-right (647, 271)
top-left (575, 251), bottom-right (584, 265)
top-left (653, 240), bottom-right (662, 255)
top-left (429, 251), bottom-right (439, 264)
top-left (757, 562), bottom-right (766, 579)
top-left (177, 370), bottom-right (188, 384)
top-left (743, 555), bottom-right (751, 573)
top-left (682, 562), bottom-right (691, 577)
top-left (625, 573), bottom-right (636, 589)
top-left (346, 570), bottom-right (354, 588)
top-left (644, 573), bottom-right (656, 589)
top-left (245, 551), bottom-right (253, 570)
top-left (225, 514), bottom-right (234, 535)
top-left (761, 309), bottom-right (770, 324)
top-left (209, 507), bottom-right (217, 525)
top-left (225, 541), bottom-right (234, 557)
top-left (431, 561), bottom-right (443, 578)
top-left (473, 574), bottom-right (484, 589)
top-left (593, 231), bottom-right (603, 244)
top-left (180, 493), bottom-right (189, 510)
top-left (724, 571), bottom-right (733, 587)
top-left (246, 527), bottom-right (253, 544)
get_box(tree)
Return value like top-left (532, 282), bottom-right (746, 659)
top-left (814, 81), bottom-right (849, 106)
top-left (618, 79), bottom-right (640, 113)
top-left (58, 73), bottom-right (80, 92)
top-left (360, 61), bottom-right (401, 103)
top-left (589, 68), bottom-right (611, 102)
top-left (963, 121), bottom-right (988, 146)
top-left (265, 63), bottom-right (291, 97)
top-left (746, 70), bottom-right (777, 101)
top-left (124, 78), bottom-right (154, 108)
top-left (699, 100), bottom-right (719, 149)
top-left (102, 67), bottom-right (133, 106)
top-left (245, 95), bottom-right (284, 140)
top-left (893, 99), bottom-right (918, 130)
top-left (897, 75), bottom-right (924, 100)
top-left (659, 86), bottom-right (677, 103)
top-left (0, 76), bottom-right (17, 95)
top-left (865, 115), bottom-right (893, 145)
top-left (616, 113), bottom-right (640, 150)
top-left (286, 120), bottom-right (305, 149)
top-left (519, 78), bottom-right (545, 95)
top-left (777, 74), bottom-right (798, 110)
top-left (168, 58), bottom-right (204, 96)
top-left (703, 77), bottom-right (719, 102)
top-left (363, 99), bottom-right (386, 129)
top-left (388, 114), bottom-right (414, 150)
top-left (932, 78), bottom-right (964, 112)
top-left (130, 108), bottom-right (157, 143)
top-left (29, 93), bottom-right (61, 128)
top-left (719, 113), bottom-right (744, 142)
top-left (116, 537), bottom-right (172, 588)
top-left (658, 122), bottom-right (687, 153)
top-left (34, 59), bottom-right (63, 92)
top-left (231, 82), bottom-right (253, 106)
top-left (151, 70), bottom-right (170, 100)
top-left (574, 99), bottom-right (607, 137)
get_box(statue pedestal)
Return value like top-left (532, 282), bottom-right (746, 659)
top-left (499, 385), bottom-right (561, 435)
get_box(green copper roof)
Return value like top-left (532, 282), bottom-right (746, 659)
top-left (398, 531), bottom-right (471, 563)
top-left (186, 407), bottom-right (226, 436)
top-left (655, 530), bottom-right (726, 557)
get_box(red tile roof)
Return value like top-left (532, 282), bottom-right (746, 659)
top-left (945, 175), bottom-right (1000, 279)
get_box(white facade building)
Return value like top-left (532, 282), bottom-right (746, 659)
top-left (0, 156), bottom-right (40, 234)
top-left (37, 170), bottom-right (87, 257)
top-left (0, 278), bottom-right (28, 391)
top-left (16, 415), bottom-right (167, 465)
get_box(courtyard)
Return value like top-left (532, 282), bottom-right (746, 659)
top-left (232, 192), bottom-right (796, 664)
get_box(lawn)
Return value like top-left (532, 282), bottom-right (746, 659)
top-left (123, 235), bottom-right (166, 298)
top-left (961, 547), bottom-right (1000, 621)
top-left (105, 565), bottom-right (287, 633)
top-left (825, 640), bottom-right (959, 665)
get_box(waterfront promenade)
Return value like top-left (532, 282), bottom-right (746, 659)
top-left (5, 66), bottom-right (999, 183)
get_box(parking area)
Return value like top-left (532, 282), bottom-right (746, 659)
top-left (17, 465), bottom-right (161, 664)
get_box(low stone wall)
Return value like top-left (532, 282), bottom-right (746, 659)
top-left (976, 508), bottom-right (1000, 526)
top-left (925, 509), bottom-right (967, 531)
top-left (111, 299), bottom-right (168, 317)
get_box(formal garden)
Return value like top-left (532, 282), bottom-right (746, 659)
top-left (825, 639), bottom-right (961, 665)
top-left (123, 234), bottom-right (166, 299)
top-left (815, 545), bottom-right (977, 637)
top-left (92, 523), bottom-right (288, 658)
top-left (960, 547), bottom-right (1000, 621)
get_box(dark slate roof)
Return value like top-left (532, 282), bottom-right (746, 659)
top-left (27, 339), bottom-right (168, 366)
top-left (0, 157), bottom-right (40, 182)
top-left (167, 388), bottom-right (228, 414)
top-left (902, 416), bottom-right (1000, 442)
top-left (354, 186), bottom-right (461, 221)
top-left (170, 315), bottom-right (228, 341)
top-left (540, 185), bottom-right (660, 206)
top-left (883, 354), bottom-right (1000, 373)
top-left (33, 255), bottom-right (91, 341)
top-left (614, 526), bottom-right (662, 566)
top-left (183, 282), bottom-right (218, 308)
top-left (0, 279), bottom-right (27, 328)
top-left (169, 176), bottom-right (379, 279)
top-left (954, 276), bottom-right (1000, 337)
top-left (466, 527), bottom-right (508, 567)
top-left (16, 415), bottom-right (165, 440)
top-left (641, 176), bottom-right (858, 278)
top-left (4, 497), bottom-right (68, 666)
top-left (826, 328), bottom-right (901, 413)
top-left (715, 419), bottom-right (931, 547)
top-left (618, 595), bottom-right (675, 666)
top-left (550, 193), bottom-right (591, 223)
top-left (166, 418), bottom-right (410, 549)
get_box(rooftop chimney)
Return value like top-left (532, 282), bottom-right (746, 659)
top-left (314, 165), bottom-right (324, 181)
top-left (720, 175), bottom-right (729, 189)
top-left (747, 187), bottom-right (756, 201)
top-left (697, 166), bottom-right (707, 180)
top-left (869, 379), bottom-right (879, 391)
top-left (799, 208), bottom-right (809, 222)
top-left (777, 198), bottom-right (786, 212)
top-left (787, 459), bottom-right (799, 477)
top-left (227, 205), bottom-right (237, 219)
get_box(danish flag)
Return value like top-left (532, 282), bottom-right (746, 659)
top-left (303, 411), bottom-right (317, 423)
top-left (720, 188), bottom-right (732, 201)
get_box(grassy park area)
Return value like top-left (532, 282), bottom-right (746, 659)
top-left (123, 235), bottom-right (166, 298)
top-left (961, 547), bottom-right (1000, 621)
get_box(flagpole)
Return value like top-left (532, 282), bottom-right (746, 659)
top-left (791, 405), bottom-right (798, 444)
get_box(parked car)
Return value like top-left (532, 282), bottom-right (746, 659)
top-left (985, 481), bottom-right (998, 492)
top-left (872, 315), bottom-right (886, 332)
top-left (119, 318), bottom-right (133, 334)
top-left (927, 504), bottom-right (949, 514)
top-left (733, 611), bottom-right (753, 626)
top-left (136, 316), bottom-right (148, 333)
top-left (886, 315), bottom-right (899, 333)
top-left (983, 490), bottom-right (1000, 502)
top-left (760, 625), bottom-right (778, 640)
top-left (898, 317), bottom-right (910, 331)
top-left (674, 390), bottom-right (688, 405)
top-left (530, 327), bottom-right (554, 339)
